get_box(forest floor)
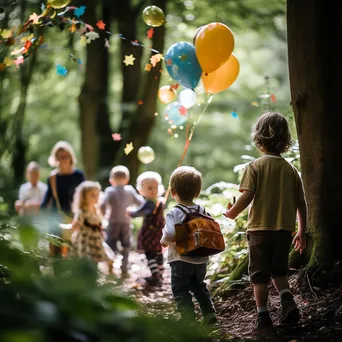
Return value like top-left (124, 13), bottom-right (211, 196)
top-left (106, 252), bottom-right (342, 342)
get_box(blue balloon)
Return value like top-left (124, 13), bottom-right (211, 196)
top-left (164, 102), bottom-right (188, 126)
top-left (165, 42), bottom-right (202, 89)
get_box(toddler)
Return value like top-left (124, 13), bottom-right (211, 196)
top-left (71, 181), bottom-right (113, 272)
top-left (225, 112), bottom-right (307, 332)
top-left (160, 166), bottom-right (217, 324)
top-left (15, 162), bottom-right (47, 216)
top-left (127, 171), bottom-right (165, 286)
top-left (100, 165), bottom-right (144, 275)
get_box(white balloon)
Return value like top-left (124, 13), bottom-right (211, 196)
top-left (179, 89), bottom-right (196, 108)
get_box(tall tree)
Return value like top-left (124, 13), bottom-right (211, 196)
top-left (287, 0), bottom-right (342, 266)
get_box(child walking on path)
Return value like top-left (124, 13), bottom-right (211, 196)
top-left (71, 181), bottom-right (113, 272)
top-left (160, 166), bottom-right (217, 324)
top-left (100, 166), bottom-right (144, 275)
top-left (225, 112), bottom-right (307, 332)
top-left (127, 171), bottom-right (165, 286)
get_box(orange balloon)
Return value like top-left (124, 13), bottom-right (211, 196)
top-left (195, 22), bottom-right (235, 74)
top-left (158, 85), bottom-right (177, 104)
top-left (201, 53), bottom-right (240, 94)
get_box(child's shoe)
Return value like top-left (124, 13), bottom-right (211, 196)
top-left (144, 276), bottom-right (162, 286)
top-left (255, 311), bottom-right (274, 333)
top-left (280, 292), bottom-right (300, 324)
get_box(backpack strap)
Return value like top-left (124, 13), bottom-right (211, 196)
top-left (174, 204), bottom-right (190, 214)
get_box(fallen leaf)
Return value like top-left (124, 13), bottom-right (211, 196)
top-left (96, 20), bottom-right (106, 30)
top-left (124, 142), bottom-right (134, 155)
top-left (123, 54), bottom-right (135, 66)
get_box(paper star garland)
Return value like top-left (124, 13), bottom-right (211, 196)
top-left (124, 142), bottom-right (134, 155)
top-left (150, 53), bottom-right (163, 67)
top-left (56, 64), bottom-right (68, 76)
top-left (179, 106), bottom-right (188, 116)
top-left (4, 57), bottom-right (13, 67)
top-left (123, 54), bottom-right (135, 66)
top-left (112, 133), bottom-right (121, 141)
top-left (1, 29), bottom-right (12, 39)
top-left (231, 111), bottom-right (238, 119)
top-left (69, 24), bottom-right (76, 33)
top-left (270, 94), bottom-right (277, 103)
top-left (14, 56), bottom-right (24, 66)
top-left (74, 6), bottom-right (86, 18)
top-left (105, 38), bottom-right (110, 48)
top-left (29, 13), bottom-right (41, 24)
top-left (144, 63), bottom-right (152, 71)
top-left (85, 31), bottom-right (100, 43)
top-left (96, 20), bottom-right (106, 30)
top-left (147, 28), bottom-right (154, 39)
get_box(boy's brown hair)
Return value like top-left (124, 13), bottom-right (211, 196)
top-left (252, 112), bottom-right (292, 154)
top-left (170, 166), bottom-right (202, 201)
top-left (110, 165), bottom-right (130, 180)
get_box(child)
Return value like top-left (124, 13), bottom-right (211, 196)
top-left (71, 181), bottom-right (113, 272)
top-left (127, 171), bottom-right (165, 286)
top-left (15, 162), bottom-right (47, 216)
top-left (100, 165), bottom-right (144, 275)
top-left (225, 112), bottom-right (307, 332)
top-left (160, 166), bottom-right (217, 324)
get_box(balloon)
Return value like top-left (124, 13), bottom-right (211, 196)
top-left (201, 53), bottom-right (240, 94)
top-left (165, 42), bottom-right (202, 89)
top-left (158, 85), bottom-right (177, 104)
top-left (195, 22), bottom-right (235, 74)
top-left (142, 6), bottom-right (165, 27)
top-left (179, 89), bottom-right (196, 108)
top-left (137, 146), bottom-right (155, 164)
top-left (164, 102), bottom-right (187, 126)
top-left (48, 0), bottom-right (72, 9)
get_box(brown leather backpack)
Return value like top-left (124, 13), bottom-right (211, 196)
top-left (174, 204), bottom-right (225, 257)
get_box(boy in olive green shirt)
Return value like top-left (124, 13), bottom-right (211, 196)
top-left (225, 112), bottom-right (307, 332)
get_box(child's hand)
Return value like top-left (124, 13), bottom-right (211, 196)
top-left (125, 208), bottom-right (132, 217)
top-left (224, 210), bottom-right (236, 219)
top-left (292, 231), bottom-right (306, 254)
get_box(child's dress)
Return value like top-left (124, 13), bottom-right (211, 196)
top-left (72, 210), bottom-right (111, 263)
top-left (129, 199), bottom-right (165, 285)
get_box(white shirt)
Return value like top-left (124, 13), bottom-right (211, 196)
top-left (161, 205), bottom-right (209, 265)
top-left (18, 181), bottom-right (48, 203)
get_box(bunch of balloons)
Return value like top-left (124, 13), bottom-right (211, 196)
top-left (163, 22), bottom-right (239, 94)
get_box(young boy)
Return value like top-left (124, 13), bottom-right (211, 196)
top-left (225, 112), bottom-right (307, 332)
top-left (160, 166), bottom-right (217, 324)
top-left (100, 165), bottom-right (144, 275)
top-left (15, 161), bottom-right (47, 216)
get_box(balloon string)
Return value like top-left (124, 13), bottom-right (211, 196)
top-left (163, 94), bottom-right (213, 203)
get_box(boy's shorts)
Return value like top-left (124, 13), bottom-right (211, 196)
top-left (247, 230), bottom-right (293, 283)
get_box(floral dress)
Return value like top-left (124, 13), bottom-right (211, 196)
top-left (72, 210), bottom-right (110, 263)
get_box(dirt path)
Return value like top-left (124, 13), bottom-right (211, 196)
top-left (106, 252), bottom-right (342, 341)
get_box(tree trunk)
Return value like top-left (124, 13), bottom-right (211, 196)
top-left (118, 0), bottom-right (166, 181)
top-left (79, 0), bottom-right (112, 180)
top-left (287, 0), bottom-right (342, 266)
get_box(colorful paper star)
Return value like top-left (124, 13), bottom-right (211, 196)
top-left (138, 100), bottom-right (144, 105)
top-left (74, 6), bottom-right (86, 18)
top-left (123, 54), bottom-right (135, 66)
top-left (147, 28), bottom-right (154, 39)
top-left (0, 63), bottom-right (5, 72)
top-left (150, 53), bottom-right (163, 67)
top-left (144, 63), bottom-right (152, 71)
top-left (1, 29), bottom-right (12, 39)
top-left (105, 38), bottom-right (110, 48)
top-left (231, 111), bottom-right (238, 119)
top-left (56, 64), bottom-right (68, 76)
top-left (96, 20), bottom-right (106, 30)
top-left (251, 101), bottom-right (259, 107)
top-left (166, 59), bottom-right (173, 66)
top-left (29, 13), bottom-right (41, 24)
top-left (13, 56), bottom-right (24, 66)
top-left (124, 142), bottom-right (134, 155)
top-left (4, 57), bottom-right (13, 67)
top-left (69, 24), bottom-right (76, 33)
top-left (270, 94), bottom-right (277, 103)
top-left (179, 106), bottom-right (188, 116)
top-left (131, 40), bottom-right (140, 47)
top-left (112, 133), bottom-right (121, 141)
top-left (85, 32), bottom-right (99, 43)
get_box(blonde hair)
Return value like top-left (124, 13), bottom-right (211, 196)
top-left (170, 166), bottom-right (202, 201)
top-left (72, 181), bottom-right (101, 213)
top-left (26, 161), bottom-right (40, 172)
top-left (252, 112), bottom-right (292, 154)
top-left (136, 171), bottom-right (165, 196)
top-left (110, 165), bottom-right (130, 180)
top-left (48, 141), bottom-right (77, 167)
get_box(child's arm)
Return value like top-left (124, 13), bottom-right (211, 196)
top-left (99, 190), bottom-right (109, 216)
top-left (225, 190), bottom-right (254, 219)
top-left (293, 185), bottom-right (307, 254)
top-left (160, 211), bottom-right (175, 247)
top-left (127, 200), bottom-right (155, 218)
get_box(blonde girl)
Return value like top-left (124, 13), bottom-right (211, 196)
top-left (71, 181), bottom-right (113, 272)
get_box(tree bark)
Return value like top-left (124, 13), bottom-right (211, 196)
top-left (287, 0), bottom-right (342, 265)
top-left (118, 0), bottom-right (166, 181)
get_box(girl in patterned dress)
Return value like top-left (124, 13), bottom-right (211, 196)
top-left (127, 172), bottom-right (165, 286)
top-left (71, 181), bottom-right (113, 272)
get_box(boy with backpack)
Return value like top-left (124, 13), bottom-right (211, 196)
top-left (160, 166), bottom-right (218, 325)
